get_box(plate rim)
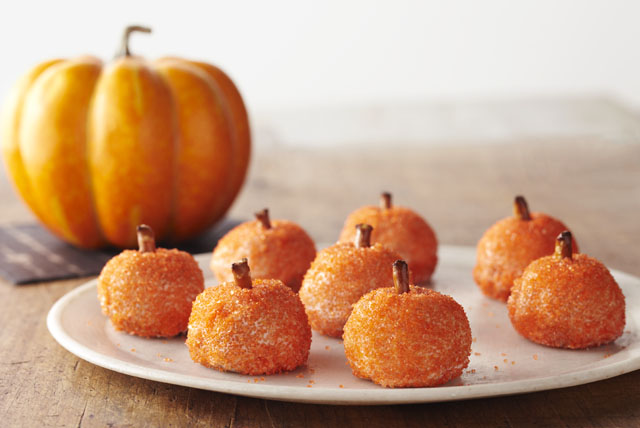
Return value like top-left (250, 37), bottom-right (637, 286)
top-left (46, 245), bottom-right (640, 405)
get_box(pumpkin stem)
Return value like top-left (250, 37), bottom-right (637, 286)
top-left (232, 258), bottom-right (253, 289)
top-left (393, 260), bottom-right (410, 294)
top-left (137, 224), bottom-right (156, 253)
top-left (554, 231), bottom-right (573, 260)
top-left (354, 224), bottom-right (373, 249)
top-left (255, 208), bottom-right (272, 230)
top-left (380, 192), bottom-right (392, 210)
top-left (117, 25), bottom-right (152, 58)
top-left (513, 195), bottom-right (531, 221)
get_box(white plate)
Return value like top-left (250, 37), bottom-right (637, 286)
top-left (47, 246), bottom-right (640, 405)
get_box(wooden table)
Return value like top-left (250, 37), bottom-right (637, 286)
top-left (1, 106), bottom-right (639, 426)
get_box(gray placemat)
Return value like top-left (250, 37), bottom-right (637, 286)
top-left (0, 220), bottom-right (241, 285)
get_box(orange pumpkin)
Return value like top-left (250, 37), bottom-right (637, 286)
top-left (0, 26), bottom-right (250, 248)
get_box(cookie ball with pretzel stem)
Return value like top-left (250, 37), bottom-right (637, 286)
top-left (508, 231), bottom-right (625, 349)
top-left (187, 259), bottom-right (312, 375)
top-left (299, 223), bottom-right (405, 337)
top-left (97, 225), bottom-right (204, 337)
top-left (210, 208), bottom-right (316, 292)
top-left (343, 260), bottom-right (472, 388)
top-left (473, 196), bottom-right (578, 302)
top-left (338, 192), bottom-right (437, 284)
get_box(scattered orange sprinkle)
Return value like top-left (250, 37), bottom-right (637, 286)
top-left (501, 353), bottom-right (507, 356)
top-left (116, 343), bottom-right (121, 347)
top-left (339, 384), bottom-right (344, 388)
top-left (163, 357), bottom-right (173, 362)
top-left (260, 377), bottom-right (265, 381)
top-left (604, 353), bottom-right (612, 359)
top-left (488, 312), bottom-right (494, 317)
top-left (296, 373), bottom-right (305, 378)
top-left (308, 380), bottom-right (315, 384)
top-left (87, 321), bottom-right (92, 326)
top-left (309, 368), bottom-right (316, 373)
top-left (533, 354), bottom-right (539, 360)
top-left (474, 352), bottom-right (481, 356)
top-left (161, 340), bottom-right (168, 344)
top-left (471, 369), bottom-right (476, 374)
top-left (511, 361), bottom-right (516, 365)
top-left (495, 324), bottom-right (500, 328)
top-left (503, 359), bottom-right (508, 363)
top-left (325, 346), bottom-right (331, 350)
top-left (254, 378), bottom-right (259, 383)
top-left (247, 380), bottom-right (251, 383)
top-left (472, 337), bottom-right (477, 343)
top-left (306, 384), bottom-right (312, 388)
top-left (494, 366), bottom-right (499, 371)
top-left (130, 348), bottom-right (136, 352)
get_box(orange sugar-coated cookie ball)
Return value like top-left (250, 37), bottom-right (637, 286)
top-left (343, 261), bottom-right (471, 388)
top-left (210, 208), bottom-right (316, 292)
top-left (187, 259), bottom-right (311, 375)
top-left (473, 196), bottom-right (578, 302)
top-left (338, 192), bottom-right (437, 284)
top-left (508, 231), bottom-right (625, 349)
top-left (299, 224), bottom-right (404, 337)
top-left (97, 225), bottom-right (204, 338)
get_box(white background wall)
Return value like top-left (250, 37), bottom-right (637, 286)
top-left (1, 0), bottom-right (639, 118)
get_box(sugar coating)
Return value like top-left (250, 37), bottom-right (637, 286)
top-left (299, 242), bottom-right (403, 337)
top-left (338, 205), bottom-right (437, 283)
top-left (210, 219), bottom-right (316, 292)
top-left (508, 253), bottom-right (625, 349)
top-left (97, 249), bottom-right (204, 338)
top-left (343, 286), bottom-right (472, 388)
top-left (473, 212), bottom-right (577, 302)
top-left (186, 279), bottom-right (312, 375)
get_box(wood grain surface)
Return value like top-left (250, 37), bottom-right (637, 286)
top-left (1, 135), bottom-right (639, 427)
